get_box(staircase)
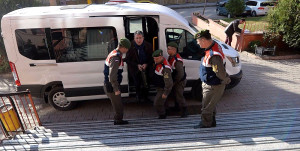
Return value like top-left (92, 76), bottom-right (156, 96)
top-left (2, 108), bottom-right (300, 150)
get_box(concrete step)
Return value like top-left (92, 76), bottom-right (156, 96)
top-left (5, 121), bottom-right (300, 146)
top-left (40, 107), bottom-right (300, 128)
top-left (23, 107), bottom-right (300, 134)
top-left (19, 115), bottom-right (300, 138)
top-left (1, 108), bottom-right (300, 150)
top-left (2, 127), bottom-right (300, 150)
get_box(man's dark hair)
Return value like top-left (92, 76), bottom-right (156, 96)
top-left (201, 30), bottom-right (212, 40)
top-left (134, 30), bottom-right (144, 37)
top-left (240, 18), bottom-right (246, 22)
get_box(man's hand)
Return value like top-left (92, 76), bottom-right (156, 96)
top-left (222, 77), bottom-right (231, 85)
top-left (141, 64), bottom-right (147, 70)
top-left (115, 90), bottom-right (121, 96)
top-left (138, 65), bottom-right (143, 71)
top-left (162, 94), bottom-right (167, 99)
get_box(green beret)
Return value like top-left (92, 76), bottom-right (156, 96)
top-left (119, 38), bottom-right (131, 49)
top-left (167, 42), bottom-right (178, 48)
top-left (152, 49), bottom-right (163, 57)
top-left (194, 30), bottom-right (210, 39)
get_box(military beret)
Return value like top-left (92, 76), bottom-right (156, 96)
top-left (119, 38), bottom-right (131, 49)
top-left (167, 42), bottom-right (178, 48)
top-left (194, 30), bottom-right (211, 39)
top-left (152, 49), bottom-right (163, 57)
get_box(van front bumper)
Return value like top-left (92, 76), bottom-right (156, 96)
top-left (226, 70), bottom-right (243, 89)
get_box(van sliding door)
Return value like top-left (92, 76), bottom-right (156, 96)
top-left (50, 17), bottom-right (128, 101)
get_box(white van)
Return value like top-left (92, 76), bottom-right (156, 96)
top-left (1, 3), bottom-right (242, 110)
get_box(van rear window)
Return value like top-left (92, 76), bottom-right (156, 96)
top-left (51, 27), bottom-right (118, 62)
top-left (15, 29), bottom-right (52, 60)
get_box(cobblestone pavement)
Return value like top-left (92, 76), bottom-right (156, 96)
top-left (1, 52), bottom-right (300, 124)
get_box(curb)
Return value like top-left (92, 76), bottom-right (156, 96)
top-left (240, 51), bottom-right (300, 60)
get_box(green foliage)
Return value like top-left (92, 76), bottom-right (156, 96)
top-left (267, 0), bottom-right (300, 49)
top-left (248, 40), bottom-right (262, 52)
top-left (0, 56), bottom-right (10, 73)
top-left (225, 0), bottom-right (246, 18)
top-left (248, 40), bottom-right (261, 53)
top-left (263, 31), bottom-right (281, 48)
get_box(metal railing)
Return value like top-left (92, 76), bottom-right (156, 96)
top-left (243, 22), bottom-right (269, 33)
top-left (0, 90), bottom-right (41, 141)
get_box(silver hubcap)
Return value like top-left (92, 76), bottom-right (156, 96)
top-left (52, 92), bottom-right (70, 108)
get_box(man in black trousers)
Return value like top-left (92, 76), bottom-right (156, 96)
top-left (224, 18), bottom-right (245, 46)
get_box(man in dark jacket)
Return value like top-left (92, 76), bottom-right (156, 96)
top-left (224, 18), bottom-right (245, 46)
top-left (124, 30), bottom-right (154, 102)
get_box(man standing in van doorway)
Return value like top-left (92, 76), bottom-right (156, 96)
top-left (166, 42), bottom-right (188, 118)
top-left (104, 38), bottom-right (131, 125)
top-left (124, 30), bottom-right (153, 102)
top-left (224, 18), bottom-right (245, 46)
top-left (193, 30), bottom-right (231, 128)
top-left (152, 49), bottom-right (173, 119)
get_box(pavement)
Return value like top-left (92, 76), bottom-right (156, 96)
top-left (3, 108), bottom-right (300, 150)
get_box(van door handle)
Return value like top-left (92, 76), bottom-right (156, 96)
top-left (29, 63), bottom-right (57, 67)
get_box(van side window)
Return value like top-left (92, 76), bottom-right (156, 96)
top-left (15, 29), bottom-right (52, 60)
top-left (165, 28), bottom-right (202, 60)
top-left (51, 27), bottom-right (118, 63)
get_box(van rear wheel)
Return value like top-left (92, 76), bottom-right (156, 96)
top-left (48, 87), bottom-right (77, 111)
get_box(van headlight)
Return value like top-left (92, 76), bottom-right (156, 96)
top-left (227, 56), bottom-right (240, 67)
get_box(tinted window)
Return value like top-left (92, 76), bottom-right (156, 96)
top-left (166, 29), bottom-right (202, 60)
top-left (246, 1), bottom-right (257, 6)
top-left (51, 27), bottom-right (118, 63)
top-left (15, 28), bottom-right (52, 60)
top-left (261, 2), bottom-right (275, 6)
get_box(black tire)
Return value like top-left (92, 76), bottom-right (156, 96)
top-left (226, 77), bottom-right (242, 89)
top-left (48, 87), bottom-right (77, 111)
top-left (251, 11), bottom-right (257, 17)
top-left (191, 80), bottom-right (203, 102)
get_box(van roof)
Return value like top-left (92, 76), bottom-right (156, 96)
top-left (3, 3), bottom-right (188, 26)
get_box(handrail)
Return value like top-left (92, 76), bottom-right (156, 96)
top-left (0, 89), bottom-right (41, 141)
top-left (153, 37), bottom-right (158, 52)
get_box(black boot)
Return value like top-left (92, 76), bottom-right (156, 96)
top-left (180, 107), bottom-right (188, 118)
top-left (194, 121), bottom-right (211, 129)
top-left (212, 116), bottom-right (216, 127)
top-left (170, 102), bottom-right (180, 112)
top-left (114, 120), bottom-right (129, 125)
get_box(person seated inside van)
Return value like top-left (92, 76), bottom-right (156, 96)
top-left (124, 30), bottom-right (154, 102)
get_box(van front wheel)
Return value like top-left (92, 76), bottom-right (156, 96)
top-left (48, 87), bottom-right (77, 111)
